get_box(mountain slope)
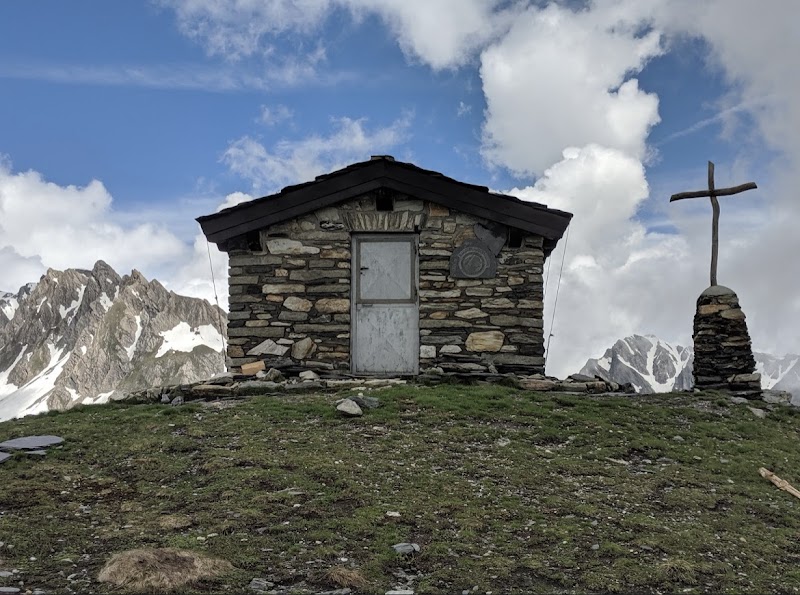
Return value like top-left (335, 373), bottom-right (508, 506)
top-left (579, 334), bottom-right (799, 397)
top-left (0, 261), bottom-right (226, 421)
top-left (579, 335), bottom-right (693, 393)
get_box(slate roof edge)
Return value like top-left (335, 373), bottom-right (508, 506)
top-left (197, 156), bottom-right (572, 245)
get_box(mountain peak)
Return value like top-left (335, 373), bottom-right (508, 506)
top-left (0, 263), bottom-right (227, 421)
top-left (128, 269), bottom-right (148, 284)
top-left (91, 259), bottom-right (118, 277)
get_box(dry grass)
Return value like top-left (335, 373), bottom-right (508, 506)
top-left (656, 558), bottom-right (698, 584)
top-left (158, 514), bottom-right (193, 530)
top-left (316, 566), bottom-right (369, 589)
top-left (97, 547), bottom-right (233, 592)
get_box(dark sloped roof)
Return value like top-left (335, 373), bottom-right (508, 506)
top-left (198, 156), bottom-right (572, 254)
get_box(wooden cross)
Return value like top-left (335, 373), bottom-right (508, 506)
top-left (670, 161), bottom-right (757, 286)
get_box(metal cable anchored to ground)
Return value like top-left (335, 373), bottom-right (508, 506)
top-left (206, 239), bottom-right (227, 353)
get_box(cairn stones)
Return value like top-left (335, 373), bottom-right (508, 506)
top-left (693, 285), bottom-right (760, 397)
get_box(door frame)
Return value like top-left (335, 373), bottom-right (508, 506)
top-left (350, 233), bottom-right (419, 375)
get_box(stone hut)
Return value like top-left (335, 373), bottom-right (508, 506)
top-left (197, 156), bottom-right (572, 376)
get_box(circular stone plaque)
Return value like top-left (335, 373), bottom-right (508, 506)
top-left (450, 239), bottom-right (497, 279)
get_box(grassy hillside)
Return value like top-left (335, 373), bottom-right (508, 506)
top-left (1, 386), bottom-right (800, 593)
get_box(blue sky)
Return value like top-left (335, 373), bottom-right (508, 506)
top-left (0, 1), bottom-right (750, 204)
top-left (0, 1), bottom-right (797, 375)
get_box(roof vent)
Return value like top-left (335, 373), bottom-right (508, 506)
top-left (370, 155), bottom-right (395, 161)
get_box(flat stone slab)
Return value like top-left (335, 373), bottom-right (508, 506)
top-left (450, 239), bottom-right (497, 279)
top-left (391, 542), bottom-right (420, 555)
top-left (0, 435), bottom-right (64, 450)
top-left (700, 284), bottom-right (736, 297)
top-left (0, 452), bottom-right (11, 464)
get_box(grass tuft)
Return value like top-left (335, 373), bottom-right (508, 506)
top-left (315, 566), bottom-right (369, 589)
top-left (97, 547), bottom-right (234, 592)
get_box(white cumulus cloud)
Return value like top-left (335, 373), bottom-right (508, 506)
top-left (0, 160), bottom-right (188, 291)
top-left (480, 1), bottom-right (663, 176)
top-left (222, 113), bottom-right (412, 193)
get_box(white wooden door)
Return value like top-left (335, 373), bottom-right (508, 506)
top-left (352, 235), bottom-right (419, 374)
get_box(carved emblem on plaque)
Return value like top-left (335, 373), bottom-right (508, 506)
top-left (450, 239), bottom-right (497, 279)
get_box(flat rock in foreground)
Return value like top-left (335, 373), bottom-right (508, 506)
top-left (0, 435), bottom-right (64, 450)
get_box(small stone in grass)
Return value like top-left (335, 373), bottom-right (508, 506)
top-left (248, 578), bottom-right (275, 592)
top-left (299, 370), bottom-right (319, 381)
top-left (351, 396), bottom-right (380, 409)
top-left (391, 543), bottom-right (420, 555)
top-left (336, 399), bottom-right (362, 417)
top-left (591, 544), bottom-right (600, 551)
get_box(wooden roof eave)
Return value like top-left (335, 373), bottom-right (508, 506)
top-left (198, 159), bottom-right (572, 247)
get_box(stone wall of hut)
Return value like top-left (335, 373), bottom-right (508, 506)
top-left (225, 194), bottom-right (545, 374)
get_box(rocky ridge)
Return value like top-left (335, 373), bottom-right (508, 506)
top-left (0, 261), bottom-right (226, 422)
top-left (580, 334), bottom-right (800, 399)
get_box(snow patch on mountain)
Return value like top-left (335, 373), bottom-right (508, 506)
top-left (99, 292), bottom-right (113, 312)
top-left (94, 390), bottom-right (114, 404)
top-left (156, 322), bottom-right (224, 358)
top-left (125, 315), bottom-right (142, 361)
top-left (0, 345), bottom-right (70, 421)
top-left (0, 346), bottom-right (26, 398)
top-left (0, 295), bottom-right (19, 321)
top-left (59, 284), bottom-right (86, 323)
top-left (755, 354), bottom-right (800, 394)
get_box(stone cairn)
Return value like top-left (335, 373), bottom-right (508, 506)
top-left (693, 285), bottom-right (761, 398)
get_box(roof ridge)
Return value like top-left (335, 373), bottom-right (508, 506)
top-left (197, 158), bottom-right (572, 257)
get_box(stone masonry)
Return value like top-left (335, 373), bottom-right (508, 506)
top-left (225, 193), bottom-right (545, 375)
top-left (693, 285), bottom-right (761, 397)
